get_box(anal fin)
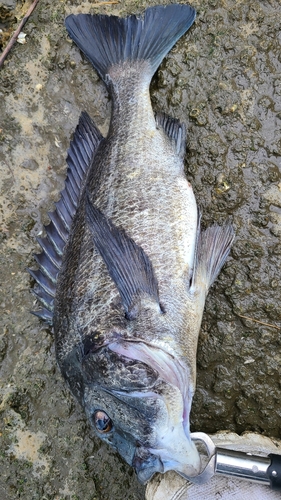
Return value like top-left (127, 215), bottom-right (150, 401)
top-left (193, 224), bottom-right (235, 292)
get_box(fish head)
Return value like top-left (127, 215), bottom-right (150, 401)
top-left (78, 338), bottom-right (201, 484)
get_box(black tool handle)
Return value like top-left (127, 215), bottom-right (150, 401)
top-left (268, 454), bottom-right (281, 491)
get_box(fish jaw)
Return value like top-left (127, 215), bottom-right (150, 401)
top-left (132, 419), bottom-right (200, 484)
top-left (151, 421), bottom-right (200, 476)
top-left (132, 447), bottom-right (164, 483)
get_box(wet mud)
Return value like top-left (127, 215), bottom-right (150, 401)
top-left (0, 0), bottom-right (281, 498)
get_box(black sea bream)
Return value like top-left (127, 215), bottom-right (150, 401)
top-left (29, 4), bottom-right (234, 484)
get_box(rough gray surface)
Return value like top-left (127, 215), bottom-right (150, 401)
top-left (0, 0), bottom-right (280, 499)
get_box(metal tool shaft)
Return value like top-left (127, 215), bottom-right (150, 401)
top-left (215, 447), bottom-right (271, 485)
top-left (190, 432), bottom-right (281, 490)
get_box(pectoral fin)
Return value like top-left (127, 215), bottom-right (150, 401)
top-left (85, 194), bottom-right (160, 318)
top-left (193, 224), bottom-right (235, 292)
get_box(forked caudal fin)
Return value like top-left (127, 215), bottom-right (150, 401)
top-left (65, 4), bottom-right (196, 84)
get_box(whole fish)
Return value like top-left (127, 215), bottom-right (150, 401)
top-left (29, 4), bottom-right (234, 484)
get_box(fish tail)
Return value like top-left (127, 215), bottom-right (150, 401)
top-left (65, 5), bottom-right (196, 85)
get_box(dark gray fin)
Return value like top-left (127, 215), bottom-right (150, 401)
top-left (36, 236), bottom-right (62, 269)
top-left (31, 286), bottom-right (54, 311)
top-left (32, 251), bottom-right (59, 284)
top-left (65, 5), bottom-right (196, 84)
top-left (193, 224), bottom-right (235, 292)
top-left (85, 193), bottom-right (160, 319)
top-left (28, 112), bottom-right (103, 325)
top-left (28, 268), bottom-right (56, 297)
top-left (155, 112), bottom-right (186, 158)
top-left (31, 308), bottom-right (53, 325)
top-left (188, 208), bottom-right (202, 286)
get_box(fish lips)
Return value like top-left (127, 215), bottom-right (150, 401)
top-left (132, 446), bottom-right (164, 484)
top-left (132, 442), bottom-right (201, 484)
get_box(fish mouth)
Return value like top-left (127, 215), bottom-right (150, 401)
top-left (132, 440), bottom-right (200, 484)
top-left (108, 340), bottom-right (201, 481)
top-left (132, 446), bottom-right (164, 484)
top-left (146, 433), bottom-right (201, 481)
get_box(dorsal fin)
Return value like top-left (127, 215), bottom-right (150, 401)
top-left (28, 112), bottom-right (103, 325)
top-left (155, 112), bottom-right (186, 158)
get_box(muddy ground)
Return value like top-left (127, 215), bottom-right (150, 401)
top-left (0, 0), bottom-right (281, 499)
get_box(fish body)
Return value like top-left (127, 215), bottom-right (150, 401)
top-left (29, 5), bottom-right (234, 484)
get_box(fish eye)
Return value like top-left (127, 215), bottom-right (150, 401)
top-left (93, 410), bottom-right (113, 433)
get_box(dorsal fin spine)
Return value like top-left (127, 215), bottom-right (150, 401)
top-left (29, 112), bottom-right (103, 325)
top-left (67, 169), bottom-right (80, 192)
top-left (47, 212), bottom-right (69, 242)
top-left (36, 236), bottom-right (62, 268)
top-left (54, 200), bottom-right (72, 230)
top-left (28, 268), bottom-right (56, 297)
top-left (33, 252), bottom-right (59, 283)
top-left (64, 178), bottom-right (77, 206)
top-left (68, 156), bottom-right (84, 181)
top-left (45, 222), bottom-right (65, 255)
top-left (61, 189), bottom-right (76, 216)
top-left (31, 308), bottom-right (53, 324)
top-left (32, 287), bottom-right (54, 310)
